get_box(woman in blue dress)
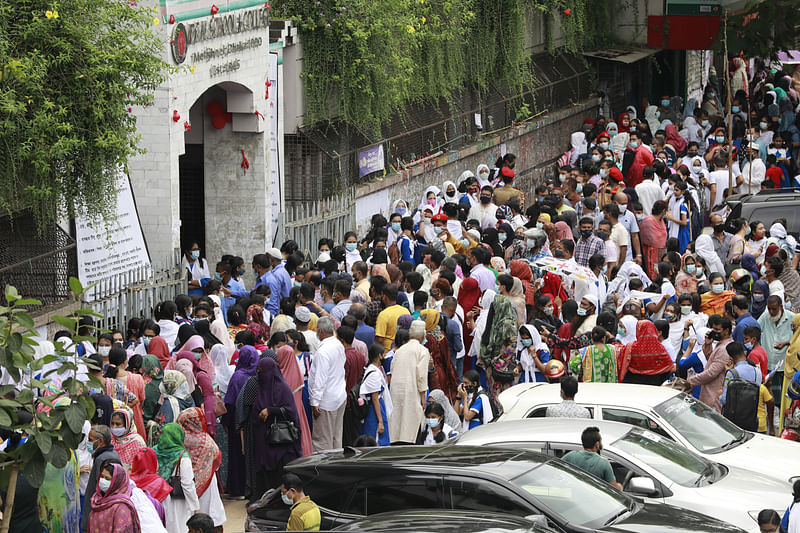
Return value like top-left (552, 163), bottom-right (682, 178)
top-left (665, 180), bottom-right (692, 251)
top-left (360, 344), bottom-right (392, 446)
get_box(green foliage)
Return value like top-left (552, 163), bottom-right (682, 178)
top-left (0, 277), bottom-right (102, 487)
top-left (719, 1), bottom-right (800, 60)
top-left (0, 0), bottom-right (168, 230)
top-left (275, 0), bottom-right (611, 133)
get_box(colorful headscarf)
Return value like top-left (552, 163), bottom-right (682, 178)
top-left (479, 295), bottom-right (518, 366)
top-left (154, 422), bottom-right (186, 480)
top-left (175, 359), bottom-right (197, 393)
top-left (177, 407), bottom-right (221, 497)
top-left (141, 355), bottom-right (163, 383)
top-left (89, 463), bottom-right (141, 533)
top-left (146, 336), bottom-right (171, 368)
top-left (247, 304), bottom-right (270, 343)
top-left (276, 345), bottom-right (313, 456)
top-left (110, 408), bottom-right (145, 470)
top-left (159, 369), bottom-right (193, 401)
top-left (620, 320), bottom-right (674, 378)
top-left (130, 447), bottom-right (172, 502)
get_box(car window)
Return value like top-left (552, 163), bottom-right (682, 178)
top-left (653, 394), bottom-right (744, 453)
top-left (483, 441), bottom-right (548, 454)
top-left (613, 430), bottom-right (711, 487)
top-left (309, 486), bottom-right (353, 514)
top-left (444, 476), bottom-right (533, 516)
top-left (349, 476), bottom-right (444, 515)
top-left (750, 206), bottom-right (799, 235)
top-left (528, 406), bottom-right (594, 418)
top-left (547, 443), bottom-right (582, 460)
top-left (601, 408), bottom-right (670, 438)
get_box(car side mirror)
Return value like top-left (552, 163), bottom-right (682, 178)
top-left (524, 514), bottom-right (550, 527)
top-left (627, 477), bottom-right (657, 496)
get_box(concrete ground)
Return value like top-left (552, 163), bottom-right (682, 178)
top-left (223, 499), bottom-right (247, 532)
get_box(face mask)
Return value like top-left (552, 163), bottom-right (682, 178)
top-left (559, 174), bottom-right (567, 183)
top-left (544, 306), bottom-right (554, 316)
top-left (601, 265), bottom-right (608, 275)
top-left (498, 233), bottom-right (507, 243)
top-left (744, 342), bottom-right (754, 351)
top-left (596, 231), bottom-right (609, 241)
top-left (426, 418), bottom-right (441, 428)
top-left (707, 330), bottom-right (721, 341)
top-left (111, 427), bottom-right (126, 438)
top-left (240, 268), bottom-right (247, 276)
top-left (461, 239), bottom-right (470, 248)
top-left (608, 130), bottom-right (617, 138)
top-left (636, 214), bottom-right (644, 221)
top-left (599, 168), bottom-right (608, 178)
top-left (282, 492), bottom-right (294, 506)
top-left (685, 264), bottom-right (696, 275)
top-left (521, 338), bottom-right (533, 347)
top-left (715, 136), bottom-right (725, 144)
top-left (434, 226), bottom-right (443, 236)
top-left (681, 305), bottom-right (692, 316)
top-left (526, 239), bottom-right (536, 248)
top-left (214, 272), bottom-right (223, 282)
top-left (190, 250), bottom-right (200, 260)
top-left (142, 335), bottom-right (152, 347)
top-left (554, 249), bottom-right (565, 259)
top-left (692, 165), bottom-right (701, 174)
top-left (629, 141), bottom-right (639, 149)
top-left (293, 280), bottom-right (301, 288)
top-left (760, 121), bottom-right (769, 130)
top-left (536, 222), bottom-right (544, 229)
top-left (753, 293), bottom-right (765, 303)
top-left (98, 478), bottom-right (112, 493)
top-left (194, 352), bottom-right (203, 360)
top-left (713, 224), bottom-right (725, 234)
top-left (87, 441), bottom-right (95, 454)
top-left (711, 283), bottom-right (724, 294)
top-left (731, 106), bottom-right (740, 114)
top-left (701, 120), bottom-right (710, 128)
top-left (346, 243), bottom-right (357, 252)
top-left (391, 222), bottom-right (401, 232)
top-left (427, 198), bottom-right (437, 207)
top-left (98, 346), bottom-right (111, 357)
top-left (580, 229), bottom-right (593, 239)
top-left (598, 142), bottom-right (609, 150)
top-left (480, 196), bottom-right (491, 205)
top-left (575, 183), bottom-right (583, 194)
top-left (664, 312), bottom-right (676, 322)
top-left (577, 307), bottom-right (588, 317)
top-left (479, 171), bottom-right (489, 180)
top-left (592, 154), bottom-right (601, 162)
top-left (618, 204), bottom-right (627, 214)
top-left (695, 266), bottom-right (703, 277)
top-left (630, 126), bottom-right (637, 132)
top-left (661, 99), bottom-right (670, 108)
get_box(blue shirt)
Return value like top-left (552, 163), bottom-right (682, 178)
top-left (255, 271), bottom-right (270, 288)
top-left (264, 271), bottom-right (282, 316)
top-left (354, 321), bottom-right (375, 348)
top-left (467, 395), bottom-right (485, 430)
top-left (440, 312), bottom-right (463, 363)
top-left (720, 361), bottom-right (761, 406)
top-left (228, 278), bottom-right (249, 299)
top-left (732, 312), bottom-right (759, 344)
top-left (271, 263), bottom-right (292, 300)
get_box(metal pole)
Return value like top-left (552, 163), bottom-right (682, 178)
top-left (723, 11), bottom-right (733, 193)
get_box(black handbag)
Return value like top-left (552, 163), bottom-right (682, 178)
top-left (267, 407), bottom-right (300, 445)
top-left (168, 452), bottom-right (185, 498)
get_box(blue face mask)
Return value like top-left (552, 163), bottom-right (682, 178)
top-left (715, 136), bottom-right (725, 144)
top-left (575, 183), bottom-right (583, 194)
top-left (434, 226), bottom-right (443, 235)
top-left (426, 418), bottom-right (440, 428)
top-left (391, 222), bottom-right (401, 232)
top-left (282, 492), bottom-right (294, 506)
top-left (731, 106), bottom-right (740, 114)
top-left (87, 441), bottom-right (94, 454)
top-left (521, 338), bottom-right (533, 347)
top-left (744, 342), bottom-right (754, 351)
top-left (661, 99), bottom-right (670, 108)
top-left (498, 233), bottom-right (507, 243)
top-left (629, 141), bottom-right (639, 149)
top-left (214, 272), bottom-right (223, 282)
top-left (346, 243), bottom-right (357, 252)
top-left (397, 207), bottom-right (407, 216)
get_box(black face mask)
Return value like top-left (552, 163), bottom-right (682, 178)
top-left (480, 196), bottom-right (491, 205)
top-left (713, 224), bottom-right (725, 234)
top-left (708, 330), bottom-right (721, 341)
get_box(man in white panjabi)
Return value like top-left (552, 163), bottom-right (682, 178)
top-left (388, 320), bottom-right (430, 444)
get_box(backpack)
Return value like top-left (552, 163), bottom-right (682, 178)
top-left (347, 368), bottom-right (378, 422)
top-left (721, 366), bottom-right (760, 431)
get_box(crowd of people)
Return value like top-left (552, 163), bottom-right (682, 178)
top-left (8, 62), bottom-right (800, 533)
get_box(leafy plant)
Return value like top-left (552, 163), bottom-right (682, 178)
top-left (0, 0), bottom-right (168, 231)
top-left (0, 277), bottom-right (101, 507)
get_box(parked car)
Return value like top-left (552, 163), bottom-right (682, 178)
top-left (725, 188), bottom-right (800, 237)
top-left (453, 418), bottom-right (790, 532)
top-left (245, 445), bottom-right (744, 533)
top-left (498, 382), bottom-right (800, 486)
top-left (332, 509), bottom-right (557, 533)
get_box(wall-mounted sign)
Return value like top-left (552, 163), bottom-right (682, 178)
top-left (159, 0), bottom-right (265, 23)
top-left (359, 144), bottom-right (385, 178)
top-left (171, 23), bottom-right (188, 64)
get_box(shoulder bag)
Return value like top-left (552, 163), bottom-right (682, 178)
top-left (267, 407), bottom-right (300, 445)
top-left (168, 452), bottom-right (185, 498)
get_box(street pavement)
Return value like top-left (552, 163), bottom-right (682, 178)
top-left (224, 499), bottom-right (247, 532)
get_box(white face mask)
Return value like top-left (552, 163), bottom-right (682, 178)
top-left (98, 346), bottom-right (111, 357)
top-left (98, 478), bottom-right (111, 492)
top-left (110, 427), bottom-right (126, 438)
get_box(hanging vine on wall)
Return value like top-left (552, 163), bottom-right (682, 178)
top-left (273, 0), bottom-right (616, 133)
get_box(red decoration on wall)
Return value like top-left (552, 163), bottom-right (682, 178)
top-left (184, 121), bottom-right (191, 132)
top-left (206, 100), bottom-right (233, 130)
top-left (265, 79), bottom-right (272, 99)
top-left (169, 14), bottom-right (175, 24)
top-left (240, 149), bottom-right (250, 174)
top-left (264, 2), bottom-right (271, 8)
top-left (211, 4), bottom-right (219, 16)
top-left (172, 110), bottom-right (180, 122)
top-left (255, 110), bottom-right (265, 120)
top-left (563, 8), bottom-right (571, 15)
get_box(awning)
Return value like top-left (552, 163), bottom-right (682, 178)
top-left (778, 51), bottom-right (800, 65)
top-left (583, 47), bottom-right (660, 64)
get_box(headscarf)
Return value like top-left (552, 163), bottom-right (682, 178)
top-left (371, 264), bottom-right (391, 283)
top-left (110, 408), bottom-right (145, 469)
top-left (386, 264), bottom-right (403, 285)
top-left (458, 277), bottom-right (481, 314)
top-left (490, 256), bottom-right (506, 275)
top-left (89, 463), bottom-right (141, 533)
top-left (146, 336), bottom-right (171, 368)
top-left (397, 314), bottom-right (414, 331)
top-left (607, 261), bottom-right (652, 297)
top-left (665, 124), bottom-right (687, 155)
top-left (497, 222), bottom-right (515, 249)
top-left (751, 279), bottom-right (770, 319)
top-left (154, 423), bottom-right (186, 480)
top-left (509, 260), bottom-right (535, 307)
top-left (442, 180), bottom-right (459, 203)
top-left (159, 369), bottom-right (193, 402)
top-left (175, 359), bottom-right (197, 393)
top-left (175, 323), bottom-right (198, 349)
top-left (639, 213), bottom-right (668, 250)
top-left (741, 254), bottom-right (759, 281)
top-left (173, 335), bottom-right (215, 380)
top-left (476, 164), bottom-right (491, 187)
top-left (392, 199), bottom-right (409, 217)
top-left (418, 185), bottom-right (442, 212)
top-left (570, 131), bottom-right (587, 165)
top-left (142, 355), bottom-right (164, 383)
top-left (177, 407), bottom-right (221, 497)
top-left (224, 345), bottom-right (260, 405)
top-left (554, 221), bottom-right (573, 242)
top-left (428, 389), bottom-right (461, 430)
top-left (470, 290), bottom-right (496, 357)
top-left (510, 278), bottom-right (526, 318)
top-left (247, 304), bottom-right (270, 343)
top-left (785, 314), bottom-right (800, 365)
top-left (620, 320), bottom-right (675, 379)
top-left (616, 113), bottom-right (631, 133)
top-left (433, 278), bottom-right (451, 301)
top-left (277, 345), bottom-right (313, 455)
top-left (130, 447), bottom-right (172, 502)
top-left (644, 105), bottom-right (660, 134)
top-left (420, 309), bottom-right (442, 336)
top-left (210, 316), bottom-right (235, 355)
top-left (694, 234), bottom-right (725, 275)
top-left (479, 295), bottom-right (518, 365)
top-left (618, 315), bottom-right (639, 344)
top-left (516, 324), bottom-right (548, 382)
top-left (208, 343), bottom-right (234, 394)
top-left (252, 358), bottom-right (302, 470)
top-left (77, 421), bottom-right (92, 494)
top-left (416, 264), bottom-right (433, 293)
top-left (192, 317), bottom-right (223, 349)
top-left (482, 228), bottom-right (503, 257)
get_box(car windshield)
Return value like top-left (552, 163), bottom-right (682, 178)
top-left (510, 461), bottom-right (630, 529)
top-left (613, 429), bottom-right (712, 486)
top-left (653, 395), bottom-right (745, 453)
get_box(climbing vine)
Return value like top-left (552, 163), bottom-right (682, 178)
top-left (274, 0), bottom-right (616, 133)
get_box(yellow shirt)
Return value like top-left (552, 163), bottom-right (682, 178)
top-left (375, 304), bottom-right (411, 350)
top-left (287, 496), bottom-right (320, 531)
top-left (757, 384), bottom-right (773, 433)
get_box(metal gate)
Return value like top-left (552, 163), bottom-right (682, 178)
top-left (282, 190), bottom-right (355, 262)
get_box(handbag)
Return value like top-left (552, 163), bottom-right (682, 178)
top-left (267, 407), bottom-right (300, 445)
top-left (167, 452), bottom-right (185, 498)
top-left (215, 391), bottom-right (227, 417)
top-left (490, 346), bottom-right (516, 384)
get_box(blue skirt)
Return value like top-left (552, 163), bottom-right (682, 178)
top-left (302, 381), bottom-right (313, 433)
top-left (361, 396), bottom-right (390, 446)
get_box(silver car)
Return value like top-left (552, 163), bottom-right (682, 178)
top-left (454, 418), bottom-right (790, 532)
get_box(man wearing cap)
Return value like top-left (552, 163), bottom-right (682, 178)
top-left (294, 306), bottom-right (320, 355)
top-left (264, 247), bottom-right (291, 316)
top-left (738, 142), bottom-right (765, 195)
top-left (493, 167), bottom-right (524, 207)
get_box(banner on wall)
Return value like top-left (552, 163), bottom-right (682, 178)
top-left (76, 173), bottom-right (151, 301)
top-left (358, 144), bottom-right (385, 178)
top-left (268, 52), bottom-right (283, 246)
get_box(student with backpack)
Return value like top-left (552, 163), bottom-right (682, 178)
top-left (359, 344), bottom-right (392, 446)
top-left (720, 341), bottom-right (762, 431)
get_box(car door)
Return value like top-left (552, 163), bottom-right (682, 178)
top-left (599, 407), bottom-right (671, 439)
top-left (443, 474), bottom-right (557, 524)
top-left (344, 475), bottom-right (445, 518)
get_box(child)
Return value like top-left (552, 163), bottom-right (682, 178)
top-left (516, 325), bottom-right (551, 382)
top-left (744, 325), bottom-right (769, 378)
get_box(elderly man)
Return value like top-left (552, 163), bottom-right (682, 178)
top-left (82, 425), bottom-right (120, 532)
top-left (389, 320), bottom-right (431, 444)
top-left (308, 317), bottom-right (346, 452)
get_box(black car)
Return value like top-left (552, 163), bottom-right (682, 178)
top-left (333, 509), bottom-right (556, 533)
top-left (725, 188), bottom-right (800, 236)
top-left (245, 445), bottom-right (743, 533)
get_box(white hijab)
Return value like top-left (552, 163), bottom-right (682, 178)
top-left (418, 186), bottom-right (442, 212)
top-left (570, 132), bottom-right (587, 165)
top-left (442, 180), bottom-right (459, 203)
top-left (208, 344), bottom-right (235, 394)
top-left (469, 290), bottom-right (496, 358)
top-left (618, 315), bottom-right (639, 344)
top-left (516, 324), bottom-right (548, 382)
top-left (77, 421), bottom-right (93, 494)
top-left (476, 164), bottom-right (491, 188)
top-left (694, 234), bottom-right (725, 275)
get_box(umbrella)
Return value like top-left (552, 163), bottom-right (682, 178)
top-left (532, 256), bottom-right (598, 283)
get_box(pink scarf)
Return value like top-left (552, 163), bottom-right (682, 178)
top-left (89, 463), bottom-right (141, 533)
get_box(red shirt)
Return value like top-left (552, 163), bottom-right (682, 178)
top-left (344, 347), bottom-right (365, 405)
top-left (747, 345), bottom-right (769, 381)
top-left (766, 167), bottom-right (783, 188)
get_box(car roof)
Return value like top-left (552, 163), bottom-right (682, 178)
top-left (286, 445), bottom-right (550, 479)
top-left (499, 382), bottom-right (680, 413)
top-left (334, 509), bottom-right (550, 533)
top-left (729, 189), bottom-right (800, 204)
top-left (455, 418), bottom-right (637, 447)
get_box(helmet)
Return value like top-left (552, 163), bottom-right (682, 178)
top-left (788, 371), bottom-right (800, 401)
top-left (545, 359), bottom-right (566, 381)
top-left (729, 268), bottom-right (753, 294)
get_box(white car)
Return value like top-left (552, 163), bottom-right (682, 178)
top-left (453, 418), bottom-right (790, 532)
top-left (498, 382), bottom-right (800, 487)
